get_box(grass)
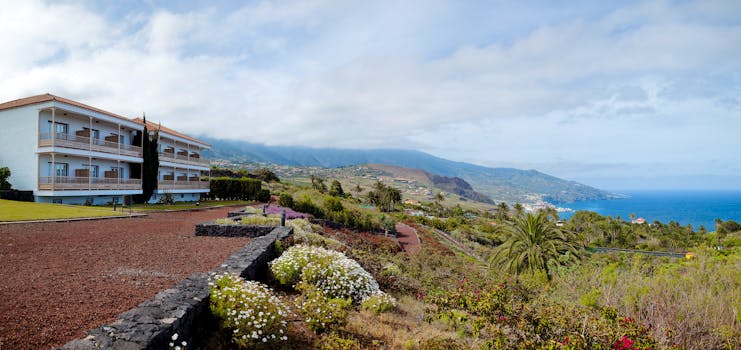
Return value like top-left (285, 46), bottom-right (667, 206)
top-left (109, 200), bottom-right (253, 212)
top-left (0, 199), bottom-right (126, 222)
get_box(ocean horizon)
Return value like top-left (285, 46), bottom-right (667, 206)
top-left (557, 189), bottom-right (741, 230)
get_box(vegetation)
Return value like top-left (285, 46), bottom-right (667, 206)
top-left (0, 199), bottom-right (125, 221)
top-left (489, 212), bottom-right (581, 280)
top-left (0, 166), bottom-right (11, 190)
top-left (366, 181), bottom-right (401, 212)
top-left (209, 273), bottom-right (289, 348)
top-left (134, 118), bottom-right (159, 204)
top-left (203, 172), bottom-right (739, 349)
top-left (208, 177), bottom-right (263, 201)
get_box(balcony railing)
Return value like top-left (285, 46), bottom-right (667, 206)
top-left (158, 180), bottom-right (210, 190)
top-left (159, 151), bottom-right (210, 166)
top-left (39, 132), bottom-right (142, 157)
top-left (38, 176), bottom-right (141, 191)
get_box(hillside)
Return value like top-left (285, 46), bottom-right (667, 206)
top-left (202, 136), bottom-right (618, 203)
top-left (366, 164), bottom-right (494, 204)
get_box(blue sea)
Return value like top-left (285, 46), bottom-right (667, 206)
top-left (557, 190), bottom-right (741, 230)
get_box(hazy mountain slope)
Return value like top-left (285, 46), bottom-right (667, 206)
top-left (203, 136), bottom-right (616, 203)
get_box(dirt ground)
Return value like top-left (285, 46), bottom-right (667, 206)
top-left (0, 207), bottom-right (251, 349)
top-left (395, 222), bottom-right (421, 254)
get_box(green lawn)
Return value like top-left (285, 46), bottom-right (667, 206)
top-left (0, 199), bottom-right (126, 222)
top-left (109, 200), bottom-right (254, 212)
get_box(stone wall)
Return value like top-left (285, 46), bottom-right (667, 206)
top-left (60, 226), bottom-right (292, 350)
top-left (195, 220), bottom-right (276, 237)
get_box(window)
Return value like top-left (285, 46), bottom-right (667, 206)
top-left (83, 127), bottom-right (100, 139)
top-left (48, 162), bottom-right (69, 177)
top-left (47, 121), bottom-right (68, 134)
top-left (112, 167), bottom-right (124, 179)
top-left (86, 165), bottom-right (99, 178)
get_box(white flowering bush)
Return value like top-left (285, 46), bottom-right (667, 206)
top-left (361, 290), bottom-right (397, 314)
top-left (270, 245), bottom-right (379, 303)
top-left (209, 273), bottom-right (290, 348)
top-left (297, 284), bottom-right (351, 333)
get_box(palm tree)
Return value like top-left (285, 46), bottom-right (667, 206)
top-left (496, 202), bottom-right (509, 222)
top-left (543, 207), bottom-right (559, 221)
top-left (513, 203), bottom-right (525, 218)
top-left (435, 192), bottom-right (445, 206)
top-left (489, 212), bottom-right (582, 281)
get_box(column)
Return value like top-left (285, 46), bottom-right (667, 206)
top-left (51, 108), bottom-right (56, 148)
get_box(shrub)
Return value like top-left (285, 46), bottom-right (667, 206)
top-left (239, 215), bottom-right (281, 226)
top-left (209, 273), bottom-right (290, 348)
top-left (300, 249), bottom-right (379, 302)
top-left (257, 189), bottom-right (271, 203)
top-left (213, 218), bottom-right (238, 225)
top-left (270, 245), bottom-right (380, 303)
top-left (270, 244), bottom-right (334, 286)
top-left (279, 193), bottom-right (294, 208)
top-left (314, 332), bottom-right (360, 350)
top-left (209, 177), bottom-right (261, 200)
top-left (297, 284), bottom-right (351, 333)
top-left (289, 219), bottom-right (345, 250)
top-left (361, 291), bottom-right (396, 314)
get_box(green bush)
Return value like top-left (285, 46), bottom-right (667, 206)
top-left (289, 219), bottom-right (345, 250)
top-left (314, 332), bottom-right (360, 350)
top-left (279, 193), bottom-right (294, 207)
top-left (209, 273), bottom-right (290, 348)
top-left (257, 189), bottom-right (271, 203)
top-left (297, 284), bottom-right (351, 333)
top-left (361, 291), bottom-right (396, 314)
top-left (209, 177), bottom-right (261, 200)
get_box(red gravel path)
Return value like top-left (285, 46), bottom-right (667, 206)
top-left (0, 207), bottom-right (250, 349)
top-left (395, 222), bottom-right (421, 254)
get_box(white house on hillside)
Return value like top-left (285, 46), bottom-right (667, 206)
top-left (0, 94), bottom-right (210, 204)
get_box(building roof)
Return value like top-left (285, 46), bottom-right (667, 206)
top-left (133, 117), bottom-right (210, 147)
top-left (0, 93), bottom-right (133, 124)
top-left (0, 93), bottom-right (210, 148)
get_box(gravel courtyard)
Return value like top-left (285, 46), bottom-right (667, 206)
top-left (0, 207), bottom-right (250, 349)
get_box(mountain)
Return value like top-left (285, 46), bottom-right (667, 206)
top-left (202, 136), bottom-right (618, 203)
top-left (365, 164), bottom-right (494, 204)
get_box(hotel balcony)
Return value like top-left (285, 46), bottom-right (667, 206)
top-left (159, 151), bottom-right (210, 167)
top-left (157, 179), bottom-right (210, 190)
top-left (39, 132), bottom-right (143, 158)
top-left (38, 176), bottom-right (141, 191)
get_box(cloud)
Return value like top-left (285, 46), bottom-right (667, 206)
top-left (0, 0), bottom-right (740, 186)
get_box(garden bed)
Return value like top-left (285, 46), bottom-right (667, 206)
top-left (60, 227), bottom-right (292, 350)
top-left (0, 208), bottom-right (252, 349)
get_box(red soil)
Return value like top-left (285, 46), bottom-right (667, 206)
top-left (395, 222), bottom-right (421, 254)
top-left (0, 207), bottom-right (250, 349)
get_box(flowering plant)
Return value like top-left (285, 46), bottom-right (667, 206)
top-left (270, 244), bottom-right (379, 303)
top-left (209, 273), bottom-right (290, 348)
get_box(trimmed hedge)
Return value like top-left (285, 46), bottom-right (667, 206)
top-left (208, 177), bottom-right (262, 201)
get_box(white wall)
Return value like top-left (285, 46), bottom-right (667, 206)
top-left (0, 105), bottom-right (39, 190)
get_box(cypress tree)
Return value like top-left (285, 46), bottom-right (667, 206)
top-left (136, 116), bottom-right (159, 203)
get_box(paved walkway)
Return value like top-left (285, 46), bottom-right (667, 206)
top-left (395, 222), bottom-right (421, 254)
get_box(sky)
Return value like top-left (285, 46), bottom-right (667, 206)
top-left (1, 0), bottom-right (740, 190)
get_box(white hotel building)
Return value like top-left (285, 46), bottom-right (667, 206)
top-left (0, 94), bottom-right (210, 204)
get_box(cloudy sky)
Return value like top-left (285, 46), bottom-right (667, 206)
top-left (2, 0), bottom-right (740, 190)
